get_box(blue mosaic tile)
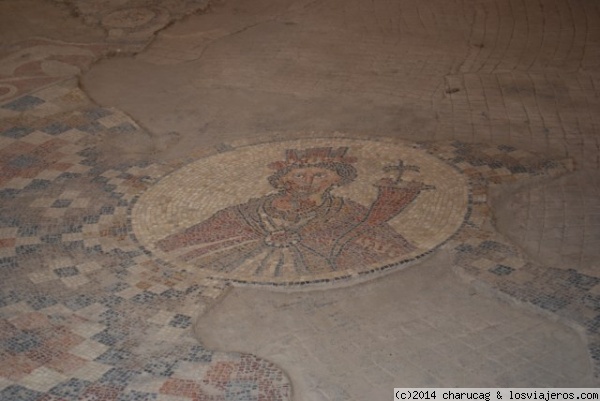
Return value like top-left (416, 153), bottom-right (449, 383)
top-left (1, 95), bottom-right (45, 111)
top-left (63, 240), bottom-right (84, 251)
top-left (17, 224), bottom-right (39, 237)
top-left (64, 294), bottom-right (96, 310)
top-left (225, 380), bottom-right (259, 401)
top-left (93, 329), bottom-right (128, 347)
top-left (160, 288), bottom-right (184, 299)
top-left (1, 126), bottom-right (34, 139)
top-left (53, 266), bottom-right (80, 277)
top-left (51, 199), bottom-right (72, 208)
top-left (0, 188), bottom-right (22, 199)
top-left (489, 264), bottom-right (514, 276)
top-left (8, 155), bottom-right (41, 169)
top-left (118, 390), bottom-right (158, 401)
top-left (0, 256), bottom-right (19, 271)
top-left (0, 385), bottom-right (43, 401)
top-left (15, 244), bottom-right (43, 256)
top-left (40, 234), bottom-right (62, 244)
top-left (77, 121), bottom-right (105, 134)
top-left (143, 358), bottom-right (176, 377)
top-left (109, 123), bottom-right (137, 134)
top-left (583, 294), bottom-right (600, 312)
top-left (106, 282), bottom-right (130, 293)
top-left (183, 344), bottom-right (213, 363)
top-left (100, 205), bottom-right (116, 215)
top-left (42, 122), bottom-right (70, 135)
top-left (98, 309), bottom-right (124, 325)
top-left (83, 214), bottom-right (101, 224)
top-left (98, 294), bottom-right (125, 308)
top-left (0, 290), bottom-right (21, 307)
top-left (84, 108), bottom-right (112, 120)
top-left (55, 172), bottom-right (81, 181)
top-left (565, 269), bottom-right (600, 291)
top-left (24, 179), bottom-right (52, 191)
top-left (2, 331), bottom-right (41, 353)
top-left (49, 378), bottom-right (92, 398)
top-left (27, 294), bottom-right (58, 310)
top-left (96, 348), bottom-right (134, 366)
top-left (0, 216), bottom-right (20, 227)
top-left (131, 291), bottom-right (157, 304)
top-left (169, 314), bottom-right (192, 329)
top-left (531, 294), bottom-right (569, 312)
top-left (98, 367), bottom-right (140, 387)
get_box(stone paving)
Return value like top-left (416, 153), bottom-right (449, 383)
top-left (1, 0), bottom-right (600, 399)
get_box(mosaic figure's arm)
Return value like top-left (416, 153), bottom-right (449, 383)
top-left (156, 208), bottom-right (259, 252)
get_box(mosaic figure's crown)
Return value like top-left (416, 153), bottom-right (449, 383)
top-left (268, 147), bottom-right (357, 170)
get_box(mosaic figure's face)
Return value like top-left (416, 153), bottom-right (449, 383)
top-left (280, 166), bottom-right (342, 195)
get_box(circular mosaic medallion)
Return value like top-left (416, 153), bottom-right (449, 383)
top-left (132, 138), bottom-right (469, 286)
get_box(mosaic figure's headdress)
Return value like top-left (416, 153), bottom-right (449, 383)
top-left (268, 147), bottom-right (357, 170)
top-left (267, 147), bottom-right (358, 188)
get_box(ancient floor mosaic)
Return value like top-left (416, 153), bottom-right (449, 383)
top-left (1, 81), bottom-right (599, 401)
top-left (132, 139), bottom-right (469, 286)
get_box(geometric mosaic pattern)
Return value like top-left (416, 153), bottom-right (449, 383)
top-left (0, 81), bottom-right (599, 401)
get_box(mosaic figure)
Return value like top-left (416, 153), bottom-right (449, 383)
top-left (156, 147), bottom-right (433, 276)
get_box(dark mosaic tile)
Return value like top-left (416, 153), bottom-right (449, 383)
top-left (131, 291), bottom-right (157, 304)
top-left (83, 214), bottom-right (101, 224)
top-left (109, 123), bottom-right (137, 134)
top-left (589, 341), bottom-right (600, 361)
top-left (0, 215), bottom-right (20, 227)
top-left (225, 380), bottom-right (259, 400)
top-left (24, 179), bottom-right (52, 191)
top-left (42, 122), bottom-right (70, 135)
top-left (1, 95), bottom-right (45, 111)
top-left (531, 294), bottom-right (569, 312)
top-left (40, 234), bottom-right (62, 244)
top-left (53, 266), bottom-right (80, 278)
top-left (77, 121), bottom-right (104, 134)
top-left (183, 344), bottom-right (213, 363)
top-left (16, 244), bottom-right (43, 256)
top-left (565, 269), bottom-right (600, 291)
top-left (0, 188), bottom-right (21, 199)
top-left (100, 205), bottom-right (116, 215)
top-left (508, 165), bottom-right (529, 174)
top-left (8, 155), bottom-right (41, 169)
top-left (55, 172), bottom-right (81, 181)
top-left (1, 126), bottom-right (34, 139)
top-left (454, 243), bottom-right (474, 253)
top-left (586, 315), bottom-right (600, 334)
top-left (479, 240), bottom-right (513, 254)
top-left (583, 294), bottom-right (600, 312)
top-left (93, 329), bottom-right (128, 347)
top-left (143, 358), bottom-right (176, 377)
top-left (64, 294), bottom-right (96, 311)
top-left (98, 294), bottom-right (125, 308)
top-left (84, 108), bottom-right (112, 120)
top-left (106, 282), bottom-right (130, 293)
top-left (96, 348), bottom-right (133, 365)
top-left (497, 144), bottom-right (516, 152)
top-left (0, 256), bottom-right (19, 271)
top-left (61, 223), bottom-right (83, 234)
top-left (0, 385), bottom-right (43, 401)
top-left (98, 309), bottom-right (124, 325)
top-left (62, 240), bottom-right (84, 251)
top-left (49, 378), bottom-right (92, 399)
top-left (0, 290), bottom-right (21, 307)
top-left (17, 224), bottom-right (39, 237)
top-left (99, 367), bottom-right (140, 387)
top-left (27, 294), bottom-right (58, 310)
top-left (169, 314), bottom-right (192, 329)
top-left (2, 331), bottom-right (41, 353)
top-left (51, 199), bottom-right (72, 208)
top-left (489, 264), bottom-right (514, 276)
top-left (161, 288), bottom-right (184, 299)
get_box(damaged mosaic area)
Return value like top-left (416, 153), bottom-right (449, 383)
top-left (132, 139), bottom-right (469, 286)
